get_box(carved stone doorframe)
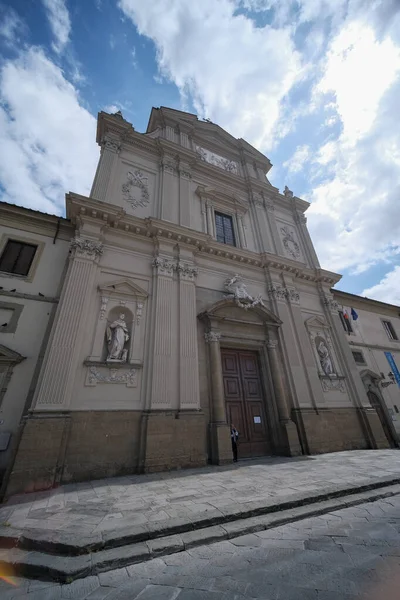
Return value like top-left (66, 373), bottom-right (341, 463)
top-left (360, 369), bottom-right (399, 448)
top-left (199, 298), bottom-right (302, 461)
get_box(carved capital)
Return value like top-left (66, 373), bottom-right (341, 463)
top-left (321, 294), bottom-right (339, 313)
top-left (177, 262), bottom-right (198, 281)
top-left (287, 287), bottom-right (300, 304)
top-left (265, 201), bottom-right (275, 212)
top-left (268, 283), bottom-right (288, 302)
top-left (152, 257), bottom-right (175, 276)
top-left (70, 237), bottom-right (103, 261)
top-left (101, 135), bottom-right (121, 154)
top-left (205, 331), bottom-right (221, 343)
top-left (265, 338), bottom-right (278, 349)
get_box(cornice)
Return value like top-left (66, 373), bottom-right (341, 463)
top-left (66, 193), bottom-right (340, 284)
top-left (0, 203), bottom-right (72, 240)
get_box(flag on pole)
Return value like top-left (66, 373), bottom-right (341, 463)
top-left (343, 310), bottom-right (350, 320)
top-left (351, 308), bottom-right (358, 321)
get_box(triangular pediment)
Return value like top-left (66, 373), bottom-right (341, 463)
top-left (305, 315), bottom-right (328, 329)
top-left (0, 344), bottom-right (25, 364)
top-left (99, 278), bottom-right (148, 299)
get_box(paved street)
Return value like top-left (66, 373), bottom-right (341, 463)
top-left (2, 492), bottom-right (400, 598)
top-left (1, 450), bottom-right (399, 541)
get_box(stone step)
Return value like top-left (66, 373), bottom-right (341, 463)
top-left (1, 474), bottom-right (400, 559)
top-left (1, 482), bottom-right (400, 583)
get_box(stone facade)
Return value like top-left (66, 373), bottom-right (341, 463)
top-left (0, 107), bottom-right (397, 498)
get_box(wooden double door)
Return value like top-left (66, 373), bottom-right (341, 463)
top-left (221, 349), bottom-right (271, 458)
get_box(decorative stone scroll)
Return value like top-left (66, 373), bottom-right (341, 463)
top-left (195, 145), bottom-right (238, 175)
top-left (224, 274), bottom-right (265, 310)
top-left (86, 365), bottom-right (138, 387)
top-left (321, 376), bottom-right (346, 393)
top-left (70, 238), bottom-right (104, 260)
top-left (122, 169), bottom-right (150, 210)
top-left (280, 226), bottom-right (301, 260)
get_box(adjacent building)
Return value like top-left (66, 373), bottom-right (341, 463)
top-left (0, 107), bottom-right (399, 498)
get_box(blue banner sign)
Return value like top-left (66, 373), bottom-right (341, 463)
top-left (384, 352), bottom-right (400, 387)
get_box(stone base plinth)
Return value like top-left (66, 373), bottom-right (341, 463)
top-left (279, 420), bottom-right (302, 456)
top-left (293, 407), bottom-right (390, 454)
top-left (142, 411), bottom-right (207, 473)
top-left (209, 423), bottom-right (232, 465)
top-left (3, 410), bottom-right (142, 498)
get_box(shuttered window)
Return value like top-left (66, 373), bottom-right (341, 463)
top-left (0, 240), bottom-right (37, 276)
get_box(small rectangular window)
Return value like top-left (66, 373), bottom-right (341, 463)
top-left (0, 240), bottom-right (37, 276)
top-left (339, 310), bottom-right (353, 334)
top-left (352, 351), bottom-right (365, 365)
top-left (215, 212), bottom-right (236, 246)
top-left (382, 320), bottom-right (398, 341)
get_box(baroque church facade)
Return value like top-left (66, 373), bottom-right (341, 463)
top-left (0, 107), bottom-right (398, 497)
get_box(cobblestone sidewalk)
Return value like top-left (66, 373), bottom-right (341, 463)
top-left (0, 450), bottom-right (399, 541)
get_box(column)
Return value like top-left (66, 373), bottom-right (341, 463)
top-left (205, 331), bottom-right (232, 464)
top-left (33, 237), bottom-right (103, 409)
top-left (90, 137), bottom-right (120, 201)
top-left (205, 331), bottom-right (226, 423)
top-left (178, 263), bottom-right (200, 409)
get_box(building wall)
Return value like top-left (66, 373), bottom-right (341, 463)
top-left (0, 206), bottom-right (72, 482)
top-left (1, 109), bottom-right (392, 496)
top-left (333, 291), bottom-right (400, 438)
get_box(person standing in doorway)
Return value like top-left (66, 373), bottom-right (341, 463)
top-left (231, 424), bottom-right (239, 462)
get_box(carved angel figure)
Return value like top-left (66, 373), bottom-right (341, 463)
top-left (106, 314), bottom-right (129, 362)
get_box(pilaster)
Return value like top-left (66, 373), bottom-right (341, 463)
top-left (33, 238), bottom-right (103, 410)
top-left (178, 165), bottom-right (192, 228)
top-left (177, 259), bottom-right (200, 410)
top-left (90, 136), bottom-right (120, 201)
top-left (294, 212), bottom-right (320, 268)
top-left (149, 255), bottom-right (175, 408)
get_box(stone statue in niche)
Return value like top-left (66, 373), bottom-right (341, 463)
top-left (106, 314), bottom-right (129, 362)
top-left (316, 336), bottom-right (334, 376)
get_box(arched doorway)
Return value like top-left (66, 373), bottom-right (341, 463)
top-left (367, 390), bottom-right (397, 448)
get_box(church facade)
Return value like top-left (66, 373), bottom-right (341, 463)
top-left (0, 107), bottom-right (398, 498)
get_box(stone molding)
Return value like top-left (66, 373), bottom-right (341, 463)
top-left (204, 331), bottom-right (221, 343)
top-left (70, 237), bottom-right (103, 260)
top-left (86, 365), bottom-right (138, 387)
top-left (66, 195), bottom-right (341, 287)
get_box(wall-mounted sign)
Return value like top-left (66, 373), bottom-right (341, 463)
top-left (385, 352), bottom-right (400, 387)
top-left (254, 416), bottom-right (261, 424)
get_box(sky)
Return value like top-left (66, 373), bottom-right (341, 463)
top-left (0, 0), bottom-right (400, 304)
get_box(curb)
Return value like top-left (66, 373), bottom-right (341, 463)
top-left (1, 479), bottom-right (400, 582)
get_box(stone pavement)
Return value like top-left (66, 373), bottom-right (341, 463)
top-left (1, 450), bottom-right (400, 540)
top-left (3, 482), bottom-right (400, 598)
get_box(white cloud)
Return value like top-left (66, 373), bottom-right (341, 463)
top-left (0, 48), bottom-right (98, 214)
top-left (362, 266), bottom-right (400, 305)
top-left (0, 5), bottom-right (27, 47)
top-left (118, 0), bottom-right (302, 151)
top-left (41, 0), bottom-right (71, 54)
top-left (307, 20), bottom-right (400, 279)
top-left (283, 144), bottom-right (310, 174)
